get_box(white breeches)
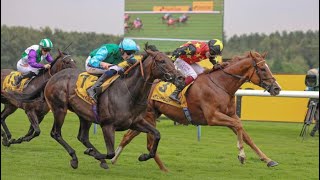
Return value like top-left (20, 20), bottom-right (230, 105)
top-left (85, 56), bottom-right (123, 75)
top-left (174, 58), bottom-right (205, 79)
top-left (16, 59), bottom-right (40, 75)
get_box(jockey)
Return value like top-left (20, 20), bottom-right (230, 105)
top-left (163, 13), bottom-right (171, 20)
top-left (14, 38), bottom-right (54, 86)
top-left (169, 39), bottom-right (224, 103)
top-left (85, 38), bottom-right (139, 103)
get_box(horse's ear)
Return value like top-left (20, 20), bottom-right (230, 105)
top-left (249, 51), bottom-right (253, 58)
top-left (262, 52), bottom-right (268, 58)
top-left (58, 49), bottom-right (62, 56)
top-left (145, 49), bottom-right (157, 57)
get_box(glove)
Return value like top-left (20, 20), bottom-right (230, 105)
top-left (44, 64), bottom-right (51, 69)
top-left (118, 68), bottom-right (125, 78)
top-left (127, 55), bottom-right (137, 65)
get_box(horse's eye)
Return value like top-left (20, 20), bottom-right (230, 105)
top-left (261, 68), bottom-right (266, 72)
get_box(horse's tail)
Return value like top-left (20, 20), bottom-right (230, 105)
top-left (2, 80), bottom-right (48, 103)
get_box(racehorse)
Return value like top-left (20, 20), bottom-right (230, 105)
top-left (1, 50), bottom-right (77, 146)
top-left (111, 51), bottom-right (282, 172)
top-left (42, 43), bottom-right (184, 170)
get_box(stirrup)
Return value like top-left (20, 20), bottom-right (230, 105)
top-left (169, 95), bottom-right (181, 103)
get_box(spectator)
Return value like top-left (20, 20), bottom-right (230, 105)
top-left (305, 68), bottom-right (319, 136)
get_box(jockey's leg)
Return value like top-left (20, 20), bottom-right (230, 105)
top-left (13, 71), bottom-right (36, 86)
top-left (87, 64), bottom-right (124, 103)
top-left (87, 70), bottom-right (116, 103)
top-left (169, 59), bottom-right (197, 103)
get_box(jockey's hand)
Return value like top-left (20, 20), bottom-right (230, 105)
top-left (100, 62), bottom-right (110, 69)
top-left (118, 68), bottom-right (125, 78)
top-left (44, 64), bottom-right (51, 69)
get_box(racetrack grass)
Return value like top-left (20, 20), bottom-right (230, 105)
top-left (1, 109), bottom-right (319, 180)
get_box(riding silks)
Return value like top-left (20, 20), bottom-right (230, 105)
top-left (75, 72), bottom-right (120, 105)
top-left (3, 71), bottom-right (29, 92)
top-left (150, 81), bottom-right (192, 108)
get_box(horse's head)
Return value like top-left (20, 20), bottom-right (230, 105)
top-left (142, 43), bottom-right (184, 85)
top-left (49, 49), bottom-right (77, 75)
top-left (246, 51), bottom-right (281, 96)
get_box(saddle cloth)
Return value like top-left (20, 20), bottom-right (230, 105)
top-left (150, 81), bottom-right (192, 108)
top-left (75, 72), bottom-right (120, 105)
top-left (3, 71), bottom-right (30, 92)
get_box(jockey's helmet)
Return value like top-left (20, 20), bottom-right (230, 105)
top-left (208, 39), bottom-right (223, 56)
top-left (119, 38), bottom-right (139, 55)
top-left (39, 38), bottom-right (53, 51)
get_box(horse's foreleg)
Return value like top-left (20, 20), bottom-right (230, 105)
top-left (206, 112), bottom-right (246, 164)
top-left (50, 109), bottom-right (78, 169)
top-left (130, 119), bottom-right (161, 162)
top-left (146, 133), bottom-right (168, 172)
top-left (77, 118), bottom-right (108, 169)
top-left (101, 124), bottom-right (116, 159)
top-left (228, 126), bottom-right (278, 167)
top-left (111, 130), bottom-right (141, 164)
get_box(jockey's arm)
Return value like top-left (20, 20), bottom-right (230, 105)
top-left (88, 47), bottom-right (110, 69)
top-left (28, 50), bottom-right (45, 68)
top-left (171, 44), bottom-right (196, 61)
top-left (117, 55), bottom-right (137, 70)
top-left (46, 53), bottom-right (54, 63)
top-left (209, 57), bottom-right (217, 66)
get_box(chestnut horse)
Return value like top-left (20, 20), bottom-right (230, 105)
top-left (1, 51), bottom-right (77, 146)
top-left (43, 44), bottom-right (184, 170)
top-left (111, 51), bottom-right (282, 172)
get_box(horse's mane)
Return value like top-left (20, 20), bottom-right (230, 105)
top-left (207, 51), bottom-right (264, 73)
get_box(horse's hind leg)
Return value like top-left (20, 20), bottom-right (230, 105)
top-left (228, 126), bottom-right (278, 167)
top-left (111, 130), bottom-right (141, 164)
top-left (1, 127), bottom-right (10, 147)
top-left (1, 104), bottom-right (18, 141)
top-left (50, 108), bottom-right (78, 169)
top-left (10, 110), bottom-right (41, 144)
top-left (76, 117), bottom-right (108, 169)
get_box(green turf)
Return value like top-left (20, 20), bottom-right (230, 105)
top-left (125, 0), bottom-right (224, 52)
top-left (1, 109), bottom-right (319, 180)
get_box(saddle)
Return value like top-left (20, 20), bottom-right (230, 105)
top-left (3, 71), bottom-right (33, 92)
top-left (150, 81), bottom-right (193, 108)
top-left (75, 72), bottom-right (120, 105)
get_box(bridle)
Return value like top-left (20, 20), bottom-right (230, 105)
top-left (124, 52), bottom-right (176, 85)
top-left (211, 57), bottom-right (276, 94)
top-left (122, 51), bottom-right (177, 105)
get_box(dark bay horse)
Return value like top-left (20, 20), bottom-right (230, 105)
top-left (43, 44), bottom-right (183, 170)
top-left (111, 51), bottom-right (282, 172)
top-left (1, 50), bottom-right (77, 146)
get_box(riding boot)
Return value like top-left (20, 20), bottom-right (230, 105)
top-left (13, 71), bottom-right (36, 86)
top-left (87, 70), bottom-right (116, 103)
top-left (170, 76), bottom-right (194, 103)
top-left (169, 87), bottom-right (183, 103)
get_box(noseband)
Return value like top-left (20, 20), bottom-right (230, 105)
top-left (219, 58), bottom-right (276, 92)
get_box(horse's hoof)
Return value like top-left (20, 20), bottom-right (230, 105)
top-left (267, 161), bottom-right (279, 167)
top-left (106, 153), bottom-right (115, 159)
top-left (2, 140), bottom-right (10, 147)
top-left (238, 155), bottom-right (246, 164)
top-left (100, 162), bottom-right (109, 169)
top-left (84, 148), bottom-right (94, 156)
top-left (70, 159), bottom-right (78, 169)
top-left (138, 154), bottom-right (150, 161)
top-left (111, 158), bottom-right (117, 164)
